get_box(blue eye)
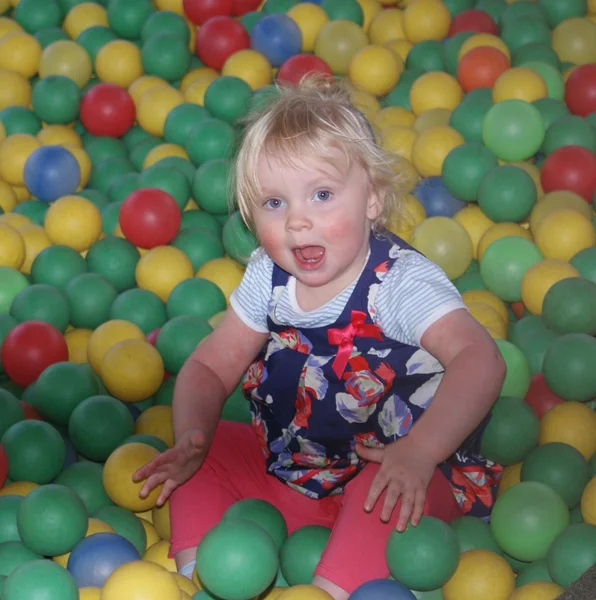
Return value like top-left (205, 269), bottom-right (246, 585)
top-left (265, 198), bottom-right (283, 209)
top-left (315, 190), bottom-right (331, 201)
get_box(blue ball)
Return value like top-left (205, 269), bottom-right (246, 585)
top-left (23, 145), bottom-right (81, 203)
top-left (250, 14), bottom-right (302, 67)
top-left (349, 579), bottom-right (416, 599)
top-left (66, 532), bottom-right (140, 587)
top-left (413, 176), bottom-right (467, 218)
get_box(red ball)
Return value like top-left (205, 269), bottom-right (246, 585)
top-left (540, 145), bottom-right (596, 203)
top-left (195, 15), bottom-right (250, 70)
top-left (448, 9), bottom-right (498, 36)
top-left (19, 401), bottom-right (45, 421)
top-left (565, 64), bottom-right (596, 117)
top-left (1, 321), bottom-right (68, 388)
top-left (119, 188), bottom-right (182, 249)
top-left (457, 46), bottom-right (510, 92)
top-left (80, 83), bottom-right (136, 138)
top-left (0, 444), bottom-right (7, 488)
top-left (524, 373), bottom-right (565, 420)
top-left (231, 0), bottom-right (261, 15)
top-left (146, 328), bottom-right (160, 346)
top-left (183, 0), bottom-right (232, 25)
top-left (277, 54), bottom-right (334, 86)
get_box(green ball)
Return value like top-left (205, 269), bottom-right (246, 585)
top-left (180, 210), bottom-right (222, 235)
top-left (442, 0), bottom-right (474, 17)
top-left (34, 361), bottom-right (98, 426)
top-left (186, 118), bottom-right (236, 165)
top-left (172, 227), bottom-right (225, 272)
top-left (321, 0), bottom-right (363, 24)
top-left (386, 517), bottom-right (459, 591)
top-left (501, 20), bottom-right (551, 55)
top-left (495, 339), bottom-right (532, 399)
top-left (0, 268), bottom-right (29, 314)
top-left (64, 273), bottom-right (117, 330)
top-left (222, 212), bottom-right (258, 263)
top-left (450, 516), bottom-right (502, 554)
top-left (78, 188), bottom-right (110, 211)
top-left (280, 525), bottom-right (331, 586)
top-left (76, 25), bottom-right (118, 61)
top-left (89, 157), bottom-right (136, 196)
top-left (91, 505), bottom-right (146, 555)
top-left (107, 172), bottom-right (140, 203)
top-left (513, 44), bottom-right (561, 69)
top-left (156, 315), bottom-right (212, 374)
top-left (68, 395), bottom-right (135, 462)
top-left (509, 315), bottom-right (549, 347)
top-left (516, 326), bottom-right (559, 375)
top-left (101, 202), bottom-right (123, 236)
top-left (442, 142), bottom-right (498, 202)
top-left (442, 31), bottom-right (474, 76)
top-left (12, 200), bottom-right (49, 225)
top-left (139, 165), bottom-right (190, 211)
top-left (1, 420), bottom-right (65, 484)
top-left (154, 155), bottom-right (196, 184)
top-left (122, 433), bottom-right (168, 453)
top-left (491, 481), bottom-right (569, 562)
top-left (129, 138), bottom-right (162, 171)
top-left (35, 27), bottom-right (69, 48)
top-left (196, 520), bottom-right (279, 600)
top-left (537, 0), bottom-right (587, 27)
top-left (571, 247), bottom-right (596, 284)
top-left (515, 559), bottom-right (553, 587)
top-left (532, 98), bottom-right (570, 130)
top-left (382, 68), bottom-right (424, 109)
top-left (542, 277), bottom-right (596, 335)
top-left (221, 384), bottom-right (252, 425)
top-left (521, 442), bottom-right (591, 509)
top-left (453, 269), bottom-right (487, 294)
top-left (141, 33), bottom-right (191, 82)
top-left (474, 0), bottom-right (506, 23)
top-left (55, 461), bottom-right (113, 514)
top-left (9, 283), bottom-right (70, 332)
top-left (204, 76), bottom-right (253, 124)
top-left (84, 135), bottom-right (127, 164)
top-left (261, 0), bottom-right (298, 13)
top-left (523, 61), bottom-right (565, 101)
top-left (17, 484), bottom-right (87, 556)
top-left (192, 159), bottom-right (232, 215)
top-left (478, 165), bottom-right (537, 222)
top-left (107, 0), bottom-right (154, 38)
top-left (542, 333), bottom-right (596, 402)
top-left (0, 315), bottom-right (18, 374)
top-left (480, 237), bottom-right (543, 302)
top-left (85, 236), bottom-right (140, 292)
top-left (547, 523), bottom-right (596, 587)
top-left (141, 10), bottom-right (189, 44)
top-left (0, 106), bottom-right (42, 136)
top-left (406, 41), bottom-right (445, 72)
top-left (0, 541), bottom-right (41, 578)
top-left (0, 495), bottom-right (22, 544)
top-left (3, 559), bottom-right (77, 600)
top-left (480, 396), bottom-right (539, 465)
top-left (501, 1), bottom-right (547, 25)
top-left (164, 103), bottom-right (209, 148)
top-left (109, 288), bottom-right (167, 334)
top-left (121, 125), bottom-right (154, 151)
top-left (167, 278), bottom-right (227, 321)
top-left (570, 505), bottom-right (585, 524)
top-left (30, 245), bottom-right (87, 290)
top-left (0, 389), bottom-right (24, 439)
top-left (240, 10), bottom-right (264, 33)
top-left (13, 0), bottom-right (63, 34)
top-left (449, 87), bottom-right (493, 143)
top-left (32, 75), bottom-right (80, 124)
top-left (542, 115), bottom-right (596, 155)
top-left (153, 377), bottom-right (175, 406)
top-left (222, 499), bottom-right (288, 552)
top-left (482, 99), bottom-right (545, 162)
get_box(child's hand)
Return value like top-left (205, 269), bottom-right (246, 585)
top-left (355, 438), bottom-right (437, 532)
top-left (132, 428), bottom-right (209, 507)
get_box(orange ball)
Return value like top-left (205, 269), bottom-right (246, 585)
top-left (457, 46), bottom-right (510, 92)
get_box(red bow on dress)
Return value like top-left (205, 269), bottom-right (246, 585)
top-left (327, 310), bottom-right (383, 379)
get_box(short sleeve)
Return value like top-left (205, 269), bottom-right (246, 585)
top-left (374, 250), bottom-right (467, 347)
top-left (228, 248), bottom-right (273, 333)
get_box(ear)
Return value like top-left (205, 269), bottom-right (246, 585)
top-left (366, 187), bottom-right (384, 221)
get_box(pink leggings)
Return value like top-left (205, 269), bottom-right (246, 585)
top-left (169, 421), bottom-right (462, 593)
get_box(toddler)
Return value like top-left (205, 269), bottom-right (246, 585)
top-left (135, 77), bottom-right (505, 599)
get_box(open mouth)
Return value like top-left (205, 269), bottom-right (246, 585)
top-left (292, 245), bottom-right (325, 269)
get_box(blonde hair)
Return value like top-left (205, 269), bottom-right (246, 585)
top-left (232, 76), bottom-right (405, 235)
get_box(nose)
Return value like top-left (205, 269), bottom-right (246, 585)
top-left (285, 204), bottom-right (312, 232)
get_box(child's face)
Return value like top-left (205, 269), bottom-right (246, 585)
top-left (252, 146), bottom-right (382, 298)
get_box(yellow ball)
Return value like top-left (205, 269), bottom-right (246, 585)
top-left (0, 133), bottom-right (42, 186)
top-left (152, 501), bottom-right (171, 540)
top-left (466, 302), bottom-right (507, 338)
top-left (37, 125), bottom-right (82, 147)
top-left (0, 31), bottom-right (41, 78)
top-left (63, 2), bottom-right (109, 39)
top-left (11, 184), bottom-right (30, 203)
top-left (95, 40), bottom-right (143, 88)
top-left (179, 67), bottom-right (218, 93)
top-left (442, 549), bottom-right (515, 600)
top-left (385, 38), bottom-right (412, 62)
top-left (350, 89), bottom-right (382, 122)
top-left (539, 402), bottom-right (596, 460)
top-left (53, 517), bottom-right (115, 567)
top-left (0, 212), bottom-right (31, 229)
top-left (534, 209), bottom-right (595, 262)
top-left (349, 45), bottom-right (403, 97)
top-left (458, 33), bottom-right (511, 60)
top-left (102, 561), bottom-right (181, 600)
top-left (154, 0), bottom-right (184, 13)
top-left (413, 108), bottom-right (452, 133)
top-left (530, 190), bottom-right (593, 233)
top-left (222, 49), bottom-right (272, 91)
top-left (62, 144), bottom-right (91, 190)
top-left (510, 582), bottom-right (565, 600)
top-left (0, 480), bottom-right (38, 497)
top-left (143, 143), bottom-right (189, 169)
top-left (128, 75), bottom-right (169, 106)
top-left (314, 20), bottom-right (369, 75)
top-left (410, 72), bottom-right (463, 116)
top-left (511, 160), bottom-right (544, 199)
top-left (552, 17), bottom-right (596, 65)
top-left (137, 85), bottom-right (185, 138)
top-left (277, 586), bottom-right (334, 600)
top-left (183, 76), bottom-right (214, 106)
top-left (369, 8), bottom-right (405, 44)
top-left (136, 246), bottom-right (194, 302)
top-left (356, 0), bottom-right (383, 33)
top-left (388, 193), bottom-right (426, 242)
top-left (411, 126), bottom-right (464, 178)
top-left (462, 289), bottom-right (509, 325)
top-left (453, 205), bottom-right (495, 260)
top-left (44, 195), bottom-right (102, 252)
top-left (403, 0), bottom-right (451, 44)
top-left (87, 319), bottom-right (145, 376)
top-left (144, 540), bottom-right (177, 572)
top-left (0, 68), bottom-right (31, 110)
top-left (103, 443), bottom-right (164, 512)
top-left (0, 223), bottom-right (25, 270)
top-left (287, 2), bottom-right (329, 53)
top-left (581, 476), bottom-right (596, 525)
top-left (375, 106), bottom-right (415, 129)
top-left (260, 589), bottom-right (285, 600)
top-left (135, 405), bottom-right (174, 448)
top-left (173, 573), bottom-right (199, 597)
top-left (79, 588), bottom-right (101, 600)
top-left (381, 126), bottom-right (417, 162)
top-left (0, 179), bottom-right (17, 213)
top-left (493, 68), bottom-right (548, 103)
top-left (39, 40), bottom-right (93, 88)
top-left (196, 257), bottom-right (245, 303)
top-left (18, 224), bottom-right (51, 274)
top-left (521, 259), bottom-right (580, 316)
top-left (0, 16), bottom-right (22, 37)
top-left (64, 327), bottom-right (92, 364)
top-left (498, 462), bottom-right (522, 497)
top-left (140, 517), bottom-right (162, 551)
top-left (477, 222), bottom-right (533, 261)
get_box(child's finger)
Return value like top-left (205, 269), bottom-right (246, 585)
top-left (380, 480), bottom-right (402, 523)
top-left (156, 479), bottom-right (178, 507)
top-left (132, 451), bottom-right (172, 481)
top-left (410, 488), bottom-right (426, 527)
top-left (396, 486), bottom-right (415, 532)
top-left (139, 471), bottom-right (169, 499)
top-left (363, 470), bottom-right (388, 513)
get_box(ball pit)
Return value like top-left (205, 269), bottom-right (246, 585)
top-left (0, 1), bottom-right (595, 598)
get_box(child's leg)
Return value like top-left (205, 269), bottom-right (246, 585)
top-left (314, 463), bottom-right (462, 594)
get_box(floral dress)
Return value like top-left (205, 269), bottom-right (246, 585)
top-left (241, 232), bottom-right (502, 517)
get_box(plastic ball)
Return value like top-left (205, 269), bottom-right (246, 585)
top-left (493, 68), bottom-right (547, 104)
top-left (38, 40), bottom-right (92, 88)
top-left (0, 133), bottom-right (41, 186)
top-left (95, 40), bottom-right (143, 88)
top-left (412, 177), bottom-right (466, 218)
top-left (141, 33), bottom-right (191, 82)
top-left (101, 560), bottom-right (180, 600)
top-left (54, 462), bottom-right (113, 516)
top-left (0, 31), bottom-right (42, 79)
top-left (155, 315), bottom-right (211, 374)
top-left (565, 64), bottom-right (596, 117)
top-left (0, 266), bottom-right (29, 313)
top-left (135, 246), bottom-right (193, 303)
top-left (23, 145), bottom-right (80, 202)
top-left (63, 3), bottom-right (109, 39)
top-left (110, 288), bottom-right (167, 335)
top-left (195, 15), bottom-right (250, 70)
top-left (184, 0), bottom-right (232, 25)
top-left (348, 45), bottom-right (402, 98)
top-left (458, 32), bottom-right (510, 61)
top-left (223, 49), bottom-right (273, 90)
top-left (137, 85), bottom-right (184, 138)
top-left (87, 319), bottom-right (145, 376)
top-left (410, 72), bottom-right (463, 115)
top-left (250, 13), bottom-right (302, 68)
top-left (107, 0), bottom-right (155, 40)
top-left (495, 338), bottom-right (532, 399)
top-left (314, 19), bottom-right (368, 75)
top-left (349, 579), bottom-right (415, 599)
top-left (448, 8), bottom-right (498, 36)
top-left (412, 126), bottom-right (464, 178)
top-left (2, 559), bottom-right (78, 600)
top-left (546, 523), bottom-right (596, 588)
top-left (534, 210), bottom-right (595, 263)
top-left (80, 83), bottom-right (135, 138)
top-left (403, 0), bottom-right (451, 43)
top-left (542, 278), bottom-right (596, 336)
top-left (450, 515), bottom-right (501, 555)
top-left (540, 145), bottom-right (596, 202)
top-left (31, 75), bottom-right (81, 125)
top-left (457, 46), bottom-right (509, 92)
top-left (551, 17), bottom-right (596, 66)
top-left (287, 2), bottom-right (329, 52)
top-left (0, 224), bottom-right (25, 270)
top-left (276, 53), bottom-right (331, 87)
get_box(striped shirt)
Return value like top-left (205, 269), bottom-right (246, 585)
top-left (230, 246), bottom-right (466, 348)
